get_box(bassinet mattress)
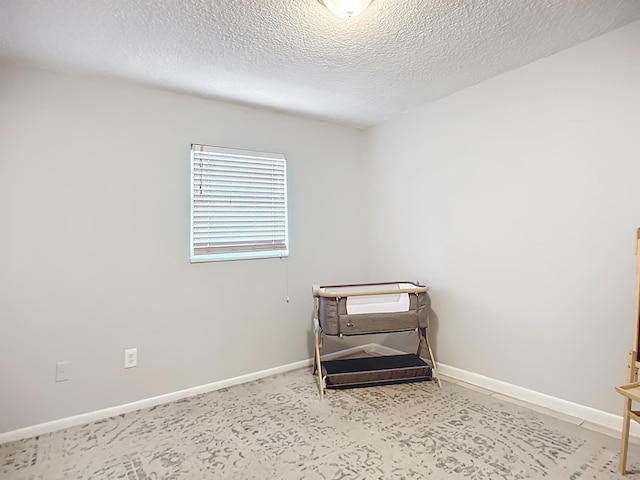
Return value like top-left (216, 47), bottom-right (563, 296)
top-left (313, 281), bottom-right (430, 336)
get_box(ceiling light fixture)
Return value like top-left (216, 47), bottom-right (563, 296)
top-left (320, 0), bottom-right (373, 18)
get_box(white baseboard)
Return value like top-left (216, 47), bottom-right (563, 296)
top-left (2, 343), bottom-right (634, 443)
top-left (0, 360), bottom-right (305, 443)
top-left (368, 344), bottom-right (636, 438)
top-left (438, 363), bottom-right (622, 428)
top-left (369, 344), bottom-right (409, 356)
top-left (0, 344), bottom-right (376, 444)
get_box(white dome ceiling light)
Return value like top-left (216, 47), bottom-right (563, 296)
top-left (320, 0), bottom-right (373, 18)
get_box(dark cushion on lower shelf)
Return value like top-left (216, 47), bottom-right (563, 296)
top-left (322, 354), bottom-right (432, 389)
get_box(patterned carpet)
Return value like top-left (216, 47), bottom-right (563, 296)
top-left (1, 366), bottom-right (639, 479)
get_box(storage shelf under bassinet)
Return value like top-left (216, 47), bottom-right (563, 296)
top-left (312, 281), bottom-right (440, 397)
top-left (322, 354), bottom-right (432, 389)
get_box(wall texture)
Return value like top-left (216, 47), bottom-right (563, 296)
top-left (0, 65), bottom-right (368, 432)
top-left (2, 19), bottom-right (639, 434)
top-left (365, 20), bottom-right (640, 415)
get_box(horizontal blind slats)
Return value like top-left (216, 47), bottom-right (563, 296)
top-left (191, 145), bottom-right (288, 260)
top-left (193, 151), bottom-right (283, 164)
top-left (193, 163), bottom-right (284, 174)
top-left (194, 188), bottom-right (285, 196)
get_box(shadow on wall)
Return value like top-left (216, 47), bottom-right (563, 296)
top-left (305, 307), bottom-right (441, 360)
top-left (375, 307), bottom-right (440, 358)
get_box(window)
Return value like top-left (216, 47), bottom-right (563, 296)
top-left (190, 144), bottom-right (289, 262)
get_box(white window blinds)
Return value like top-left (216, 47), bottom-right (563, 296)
top-left (190, 144), bottom-right (289, 262)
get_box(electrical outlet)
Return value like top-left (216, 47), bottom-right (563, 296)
top-left (56, 361), bottom-right (70, 382)
top-left (124, 348), bottom-right (137, 369)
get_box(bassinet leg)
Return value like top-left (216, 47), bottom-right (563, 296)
top-left (312, 335), bottom-right (318, 375)
top-left (418, 328), bottom-right (441, 389)
top-left (313, 329), bottom-right (325, 400)
top-left (312, 296), bottom-right (325, 399)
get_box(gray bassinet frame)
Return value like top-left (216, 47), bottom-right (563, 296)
top-left (312, 281), bottom-right (440, 398)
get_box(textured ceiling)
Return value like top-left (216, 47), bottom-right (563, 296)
top-left (1, 0), bottom-right (640, 128)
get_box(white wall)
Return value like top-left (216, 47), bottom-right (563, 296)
top-left (0, 65), bottom-right (368, 433)
top-left (365, 20), bottom-right (640, 415)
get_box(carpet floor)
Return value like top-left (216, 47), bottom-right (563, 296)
top-left (1, 367), bottom-right (640, 479)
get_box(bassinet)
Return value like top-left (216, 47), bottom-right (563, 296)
top-left (312, 281), bottom-right (439, 397)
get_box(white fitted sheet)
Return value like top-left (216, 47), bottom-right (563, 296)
top-left (329, 283), bottom-right (414, 315)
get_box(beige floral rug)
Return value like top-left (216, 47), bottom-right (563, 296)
top-left (1, 367), bottom-right (639, 479)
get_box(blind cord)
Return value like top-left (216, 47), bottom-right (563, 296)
top-left (284, 255), bottom-right (290, 303)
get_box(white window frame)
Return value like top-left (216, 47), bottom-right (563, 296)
top-left (190, 144), bottom-right (289, 263)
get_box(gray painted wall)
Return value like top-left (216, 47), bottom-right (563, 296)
top-left (2, 19), bottom-right (639, 434)
top-left (365, 20), bottom-right (640, 415)
top-left (0, 65), bottom-right (369, 432)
